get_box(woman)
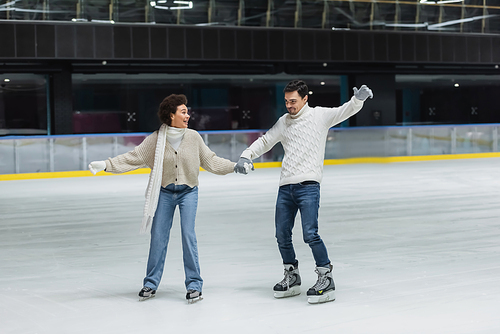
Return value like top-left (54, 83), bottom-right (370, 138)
top-left (88, 94), bottom-right (237, 303)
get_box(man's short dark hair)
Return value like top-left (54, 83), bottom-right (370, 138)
top-left (284, 80), bottom-right (308, 99)
top-left (158, 94), bottom-right (187, 126)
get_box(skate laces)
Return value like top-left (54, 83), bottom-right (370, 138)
top-left (311, 269), bottom-right (329, 291)
top-left (279, 268), bottom-right (295, 289)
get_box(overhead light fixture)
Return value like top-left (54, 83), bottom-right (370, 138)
top-left (420, 0), bottom-right (464, 4)
top-left (0, 1), bottom-right (68, 14)
top-left (386, 22), bottom-right (428, 28)
top-left (72, 18), bottom-right (114, 23)
top-left (0, 0), bottom-right (18, 8)
top-left (386, 14), bottom-right (497, 30)
top-left (320, 82), bottom-right (325, 86)
top-left (150, 0), bottom-right (193, 10)
top-left (454, 83), bottom-right (460, 87)
top-left (171, 1), bottom-right (193, 10)
top-left (4, 78), bottom-right (10, 82)
top-left (309, 91), bottom-right (313, 95)
top-left (92, 19), bottom-right (115, 23)
top-left (429, 14), bottom-right (496, 29)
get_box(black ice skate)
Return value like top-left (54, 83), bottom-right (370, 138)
top-left (273, 263), bottom-right (301, 298)
top-left (138, 287), bottom-right (156, 301)
top-left (307, 264), bottom-right (336, 304)
top-left (186, 290), bottom-right (203, 304)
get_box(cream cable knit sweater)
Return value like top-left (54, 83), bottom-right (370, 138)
top-left (105, 128), bottom-right (235, 187)
top-left (241, 96), bottom-right (364, 186)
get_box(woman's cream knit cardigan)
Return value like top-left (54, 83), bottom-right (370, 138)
top-left (105, 127), bottom-right (235, 232)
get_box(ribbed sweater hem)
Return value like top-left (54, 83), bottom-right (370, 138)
top-left (279, 173), bottom-right (322, 187)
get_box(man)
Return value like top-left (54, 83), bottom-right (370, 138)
top-left (234, 80), bottom-right (373, 304)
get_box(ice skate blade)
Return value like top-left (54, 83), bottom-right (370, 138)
top-left (307, 290), bottom-right (335, 304)
top-left (187, 296), bottom-right (203, 304)
top-left (274, 285), bottom-right (301, 298)
top-left (139, 294), bottom-right (155, 302)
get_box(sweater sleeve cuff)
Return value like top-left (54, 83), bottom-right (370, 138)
top-left (105, 159), bottom-right (112, 172)
top-left (353, 96), bottom-right (365, 104)
top-left (240, 149), bottom-right (253, 160)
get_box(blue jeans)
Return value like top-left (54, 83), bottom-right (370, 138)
top-left (275, 181), bottom-right (330, 268)
top-left (143, 184), bottom-right (202, 292)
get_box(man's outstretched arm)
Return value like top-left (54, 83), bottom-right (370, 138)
top-left (234, 119), bottom-right (284, 174)
top-left (322, 85), bottom-right (374, 128)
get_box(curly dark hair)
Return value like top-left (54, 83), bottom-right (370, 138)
top-left (158, 94), bottom-right (188, 126)
top-left (284, 80), bottom-right (309, 99)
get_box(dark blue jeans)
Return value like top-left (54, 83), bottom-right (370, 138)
top-left (275, 181), bottom-right (330, 268)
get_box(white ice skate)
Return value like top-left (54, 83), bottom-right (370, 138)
top-left (307, 264), bottom-right (336, 304)
top-left (307, 290), bottom-right (336, 304)
top-left (273, 263), bottom-right (301, 298)
top-left (274, 285), bottom-right (301, 298)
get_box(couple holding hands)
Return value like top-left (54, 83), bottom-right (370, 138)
top-left (88, 80), bottom-right (373, 304)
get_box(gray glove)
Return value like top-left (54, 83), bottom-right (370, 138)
top-left (234, 157), bottom-right (254, 174)
top-left (353, 85), bottom-right (374, 101)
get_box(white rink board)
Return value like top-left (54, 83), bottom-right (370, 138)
top-left (1, 159), bottom-right (500, 334)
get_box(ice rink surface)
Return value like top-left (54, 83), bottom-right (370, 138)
top-left (1, 158), bottom-right (500, 334)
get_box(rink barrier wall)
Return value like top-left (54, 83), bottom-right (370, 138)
top-left (2, 152), bottom-right (500, 181)
top-left (2, 124), bottom-right (500, 178)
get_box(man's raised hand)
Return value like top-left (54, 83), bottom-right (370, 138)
top-left (353, 85), bottom-right (374, 101)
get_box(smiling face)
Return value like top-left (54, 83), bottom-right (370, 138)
top-left (170, 104), bottom-right (190, 128)
top-left (284, 90), bottom-right (308, 115)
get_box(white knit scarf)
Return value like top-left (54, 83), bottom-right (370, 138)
top-left (140, 124), bottom-right (168, 234)
top-left (140, 124), bottom-right (187, 234)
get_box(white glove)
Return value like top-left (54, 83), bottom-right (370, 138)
top-left (353, 85), bottom-right (374, 101)
top-left (244, 162), bottom-right (252, 174)
top-left (88, 161), bottom-right (106, 175)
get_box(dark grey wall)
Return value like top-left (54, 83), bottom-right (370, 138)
top-left (355, 74), bottom-right (396, 127)
top-left (1, 21), bottom-right (499, 65)
top-left (51, 66), bottom-right (73, 134)
top-left (2, 21), bottom-right (499, 134)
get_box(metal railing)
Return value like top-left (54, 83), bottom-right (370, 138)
top-left (1, 124), bottom-right (499, 174)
